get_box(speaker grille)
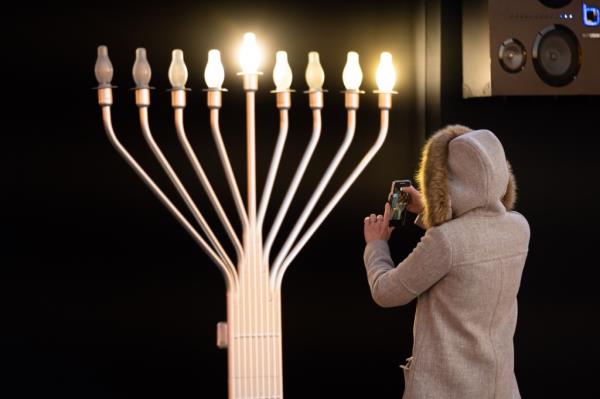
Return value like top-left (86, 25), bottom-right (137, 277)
top-left (538, 0), bottom-right (572, 8)
top-left (532, 25), bottom-right (581, 87)
top-left (498, 38), bottom-right (527, 73)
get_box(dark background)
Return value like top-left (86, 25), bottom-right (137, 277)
top-left (4, 0), bottom-right (600, 398)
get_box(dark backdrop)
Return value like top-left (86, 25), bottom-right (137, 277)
top-left (3, 1), bottom-right (599, 398)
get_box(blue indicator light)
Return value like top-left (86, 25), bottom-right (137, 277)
top-left (583, 3), bottom-right (600, 27)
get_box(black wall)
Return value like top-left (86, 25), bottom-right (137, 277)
top-left (3, 1), bottom-right (599, 398)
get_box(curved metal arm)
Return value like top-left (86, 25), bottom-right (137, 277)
top-left (270, 110), bottom-right (356, 276)
top-left (138, 107), bottom-right (235, 272)
top-left (174, 108), bottom-right (244, 261)
top-left (257, 109), bottom-right (289, 233)
top-left (101, 106), bottom-right (237, 290)
top-left (210, 109), bottom-right (249, 230)
top-left (272, 110), bottom-right (390, 290)
top-left (262, 109), bottom-right (322, 265)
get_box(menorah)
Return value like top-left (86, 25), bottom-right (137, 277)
top-left (94, 32), bottom-right (396, 399)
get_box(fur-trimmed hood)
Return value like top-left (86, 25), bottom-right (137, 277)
top-left (415, 125), bottom-right (517, 229)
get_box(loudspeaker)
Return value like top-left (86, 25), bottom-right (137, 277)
top-left (462, 0), bottom-right (600, 97)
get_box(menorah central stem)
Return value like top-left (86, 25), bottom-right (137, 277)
top-left (246, 90), bottom-right (257, 232)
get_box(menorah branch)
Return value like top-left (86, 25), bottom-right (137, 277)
top-left (273, 104), bottom-right (391, 291)
top-left (138, 101), bottom-right (235, 271)
top-left (271, 93), bottom-right (357, 276)
top-left (210, 107), bottom-right (249, 230)
top-left (100, 100), bottom-right (237, 290)
top-left (262, 107), bottom-right (322, 265)
top-left (174, 105), bottom-right (244, 260)
top-left (257, 105), bottom-right (289, 234)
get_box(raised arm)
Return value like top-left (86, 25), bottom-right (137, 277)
top-left (363, 226), bottom-right (452, 307)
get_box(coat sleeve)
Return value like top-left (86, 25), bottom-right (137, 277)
top-left (363, 227), bottom-right (452, 307)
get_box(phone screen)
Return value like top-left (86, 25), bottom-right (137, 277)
top-left (389, 180), bottom-right (411, 226)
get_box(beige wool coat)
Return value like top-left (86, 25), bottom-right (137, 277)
top-left (363, 126), bottom-right (530, 399)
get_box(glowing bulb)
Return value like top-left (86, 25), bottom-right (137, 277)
top-left (273, 51), bottom-right (293, 90)
top-left (376, 52), bottom-right (396, 92)
top-left (168, 49), bottom-right (188, 89)
top-left (305, 51), bottom-right (325, 90)
top-left (342, 51), bottom-right (363, 91)
top-left (132, 48), bottom-right (151, 88)
top-left (240, 32), bottom-right (260, 73)
top-left (94, 45), bottom-right (113, 87)
top-left (204, 49), bottom-right (225, 89)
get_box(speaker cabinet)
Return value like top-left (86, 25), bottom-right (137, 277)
top-left (462, 0), bottom-right (600, 97)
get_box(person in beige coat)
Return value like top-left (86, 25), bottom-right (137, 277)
top-left (363, 125), bottom-right (530, 399)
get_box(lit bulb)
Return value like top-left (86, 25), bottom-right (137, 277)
top-left (94, 45), bottom-right (113, 87)
top-left (168, 49), bottom-right (188, 89)
top-left (204, 49), bottom-right (225, 89)
top-left (305, 51), bottom-right (325, 90)
top-left (239, 32), bottom-right (260, 73)
top-left (273, 51), bottom-right (293, 90)
top-left (132, 47), bottom-right (152, 88)
top-left (376, 52), bottom-right (396, 92)
top-left (342, 51), bottom-right (363, 91)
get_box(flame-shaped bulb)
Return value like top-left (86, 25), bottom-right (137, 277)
top-left (273, 51), bottom-right (293, 90)
top-left (204, 49), bottom-right (225, 89)
top-left (305, 51), bottom-right (325, 90)
top-left (132, 48), bottom-right (152, 88)
top-left (168, 49), bottom-right (188, 89)
top-left (342, 51), bottom-right (363, 91)
top-left (376, 52), bottom-right (396, 92)
top-left (240, 32), bottom-right (260, 74)
top-left (95, 45), bottom-right (113, 87)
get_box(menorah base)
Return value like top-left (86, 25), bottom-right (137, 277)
top-left (225, 274), bottom-right (284, 399)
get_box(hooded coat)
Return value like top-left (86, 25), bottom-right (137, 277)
top-left (363, 126), bottom-right (530, 399)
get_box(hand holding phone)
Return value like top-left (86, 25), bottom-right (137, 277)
top-left (401, 185), bottom-right (424, 215)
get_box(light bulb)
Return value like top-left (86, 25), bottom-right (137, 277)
top-left (132, 47), bottom-right (152, 88)
top-left (94, 45), bottom-right (113, 87)
top-left (168, 49), bottom-right (188, 89)
top-left (273, 51), bottom-right (293, 90)
top-left (305, 51), bottom-right (325, 90)
top-left (376, 52), bottom-right (396, 92)
top-left (342, 51), bottom-right (363, 91)
top-left (204, 49), bottom-right (225, 89)
top-left (239, 32), bottom-right (260, 73)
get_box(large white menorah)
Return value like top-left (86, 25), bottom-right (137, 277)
top-left (94, 32), bottom-right (396, 399)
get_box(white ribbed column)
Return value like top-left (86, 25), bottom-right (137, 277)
top-left (230, 260), bottom-right (283, 399)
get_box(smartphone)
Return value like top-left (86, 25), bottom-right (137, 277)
top-left (388, 180), bottom-right (412, 227)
